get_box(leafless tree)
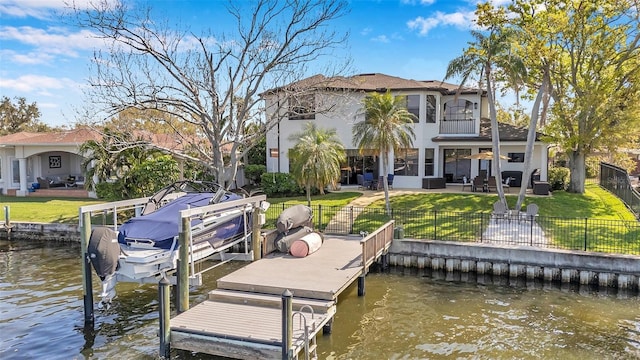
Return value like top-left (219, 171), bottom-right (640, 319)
top-left (72, 0), bottom-right (350, 188)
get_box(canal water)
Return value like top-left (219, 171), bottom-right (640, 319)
top-left (1, 240), bottom-right (639, 360)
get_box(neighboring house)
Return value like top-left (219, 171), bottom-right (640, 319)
top-left (264, 73), bottom-right (549, 189)
top-left (0, 127), bottom-right (203, 197)
top-left (0, 128), bottom-right (99, 196)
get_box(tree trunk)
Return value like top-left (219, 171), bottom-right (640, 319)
top-left (306, 185), bottom-right (312, 207)
top-left (486, 66), bottom-right (506, 205)
top-left (568, 150), bottom-right (586, 193)
top-left (382, 150), bottom-right (391, 217)
top-left (516, 71), bottom-right (548, 211)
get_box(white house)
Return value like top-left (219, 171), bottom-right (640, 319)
top-left (264, 73), bottom-right (549, 189)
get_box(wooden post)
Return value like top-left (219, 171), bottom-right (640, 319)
top-left (252, 207), bottom-right (261, 261)
top-left (281, 289), bottom-right (293, 360)
top-left (158, 275), bottom-right (171, 358)
top-left (80, 211), bottom-right (94, 326)
top-left (177, 216), bottom-right (190, 313)
top-left (358, 274), bottom-right (365, 296)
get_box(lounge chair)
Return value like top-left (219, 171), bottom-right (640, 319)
top-left (492, 201), bottom-right (508, 223)
top-left (363, 172), bottom-right (374, 190)
top-left (37, 177), bottom-right (50, 189)
top-left (503, 177), bottom-right (511, 193)
top-left (356, 174), bottom-right (365, 190)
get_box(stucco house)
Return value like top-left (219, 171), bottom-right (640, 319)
top-left (0, 128), bottom-right (98, 197)
top-left (264, 73), bottom-right (549, 190)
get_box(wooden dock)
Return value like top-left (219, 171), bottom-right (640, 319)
top-left (170, 221), bottom-right (394, 359)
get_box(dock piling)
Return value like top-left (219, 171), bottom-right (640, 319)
top-left (358, 275), bottom-right (366, 296)
top-left (282, 289), bottom-right (293, 360)
top-left (178, 216), bottom-right (191, 313)
top-left (80, 211), bottom-right (94, 326)
top-left (159, 275), bottom-right (171, 358)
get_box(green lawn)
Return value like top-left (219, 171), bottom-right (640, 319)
top-left (0, 196), bottom-right (103, 224)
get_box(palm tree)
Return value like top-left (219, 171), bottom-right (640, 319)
top-left (288, 122), bottom-right (346, 206)
top-left (445, 27), bottom-right (526, 207)
top-left (353, 90), bottom-right (416, 216)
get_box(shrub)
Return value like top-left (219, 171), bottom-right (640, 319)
top-left (260, 172), bottom-right (305, 197)
top-left (548, 166), bottom-right (570, 191)
top-left (95, 181), bottom-right (126, 201)
top-left (245, 164), bottom-right (266, 185)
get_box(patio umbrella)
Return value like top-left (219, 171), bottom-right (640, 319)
top-left (464, 151), bottom-right (511, 160)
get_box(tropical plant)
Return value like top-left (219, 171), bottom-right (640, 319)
top-left (289, 122), bottom-right (346, 205)
top-left (445, 8), bottom-right (526, 209)
top-left (353, 91), bottom-right (416, 216)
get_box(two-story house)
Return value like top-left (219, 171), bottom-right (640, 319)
top-left (264, 73), bottom-right (548, 190)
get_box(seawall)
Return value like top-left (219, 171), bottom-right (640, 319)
top-left (388, 239), bottom-right (640, 292)
top-left (0, 222), bottom-right (80, 242)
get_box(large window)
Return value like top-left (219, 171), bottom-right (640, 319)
top-left (424, 148), bottom-right (434, 176)
top-left (508, 152), bottom-right (525, 163)
top-left (426, 95), bottom-right (436, 123)
top-left (443, 99), bottom-right (474, 121)
top-left (394, 148), bottom-right (418, 176)
top-left (288, 94), bottom-right (315, 120)
top-left (406, 95), bottom-right (420, 122)
top-left (443, 149), bottom-right (471, 183)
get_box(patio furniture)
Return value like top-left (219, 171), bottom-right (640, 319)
top-left (356, 174), bottom-right (365, 189)
top-left (492, 201), bottom-right (508, 222)
top-left (422, 177), bottom-right (446, 189)
top-left (503, 177), bottom-right (511, 193)
top-left (487, 176), bottom-right (497, 192)
top-left (363, 172), bottom-right (375, 190)
top-left (472, 176), bottom-right (484, 192)
top-left (524, 203), bottom-right (539, 220)
top-left (533, 181), bottom-right (550, 195)
top-left (461, 176), bottom-right (471, 191)
top-left (387, 174), bottom-right (394, 190)
top-left (37, 177), bottom-right (50, 189)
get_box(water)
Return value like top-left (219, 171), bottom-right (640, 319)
top-left (1, 240), bottom-right (639, 360)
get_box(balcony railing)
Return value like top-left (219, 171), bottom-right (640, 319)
top-left (439, 119), bottom-right (475, 134)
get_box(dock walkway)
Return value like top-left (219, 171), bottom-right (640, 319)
top-left (170, 222), bottom-right (394, 359)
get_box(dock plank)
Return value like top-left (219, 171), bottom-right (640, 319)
top-left (216, 236), bottom-right (363, 300)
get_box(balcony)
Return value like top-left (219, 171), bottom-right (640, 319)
top-left (439, 119), bottom-right (475, 134)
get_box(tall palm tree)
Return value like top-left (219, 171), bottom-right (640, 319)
top-left (289, 122), bottom-right (346, 206)
top-left (353, 90), bottom-right (416, 216)
top-left (445, 27), bottom-right (526, 207)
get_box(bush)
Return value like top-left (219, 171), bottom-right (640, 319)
top-left (260, 172), bottom-right (305, 197)
top-left (95, 181), bottom-right (126, 201)
top-left (548, 166), bottom-right (570, 191)
top-left (245, 164), bottom-right (266, 185)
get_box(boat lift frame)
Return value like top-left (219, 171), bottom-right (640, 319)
top-left (79, 194), bottom-right (268, 327)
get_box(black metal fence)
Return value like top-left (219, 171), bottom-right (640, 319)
top-left (265, 204), bottom-right (640, 255)
top-left (600, 162), bottom-right (640, 219)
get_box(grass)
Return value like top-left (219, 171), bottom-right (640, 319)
top-left (263, 191), bottom-right (362, 229)
top-left (0, 196), bottom-right (103, 224)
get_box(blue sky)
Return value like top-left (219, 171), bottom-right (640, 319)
top-left (0, 0), bottom-right (509, 127)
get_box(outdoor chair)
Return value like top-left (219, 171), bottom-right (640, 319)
top-left (524, 203), bottom-right (539, 221)
top-left (356, 174), bottom-right (365, 190)
top-left (461, 176), bottom-right (471, 191)
top-left (472, 176), bottom-right (484, 192)
top-left (492, 201), bottom-right (508, 223)
top-left (503, 177), bottom-right (511, 193)
top-left (487, 176), bottom-right (497, 192)
top-left (387, 174), bottom-right (394, 190)
top-left (363, 172), bottom-right (374, 190)
top-left (37, 177), bottom-right (50, 189)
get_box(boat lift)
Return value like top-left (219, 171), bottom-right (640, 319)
top-left (79, 194), bottom-right (268, 326)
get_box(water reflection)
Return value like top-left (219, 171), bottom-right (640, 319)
top-left (1, 240), bottom-right (639, 360)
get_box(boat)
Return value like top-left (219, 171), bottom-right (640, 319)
top-left (87, 180), bottom-right (263, 308)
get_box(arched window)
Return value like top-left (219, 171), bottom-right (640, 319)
top-left (443, 99), bottom-right (474, 121)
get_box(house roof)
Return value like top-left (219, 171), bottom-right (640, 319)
top-left (0, 128), bottom-right (101, 146)
top-left (264, 73), bottom-right (483, 96)
top-left (431, 118), bottom-right (545, 142)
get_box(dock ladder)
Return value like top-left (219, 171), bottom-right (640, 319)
top-left (293, 305), bottom-right (318, 360)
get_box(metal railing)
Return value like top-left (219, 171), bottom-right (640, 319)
top-left (265, 204), bottom-right (640, 255)
top-left (439, 119), bottom-right (475, 134)
top-left (600, 162), bottom-right (640, 219)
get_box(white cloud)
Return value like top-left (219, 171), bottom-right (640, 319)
top-left (360, 27), bottom-right (372, 36)
top-left (371, 35), bottom-right (389, 43)
top-left (0, 74), bottom-right (80, 93)
top-left (401, 0), bottom-right (436, 5)
top-left (0, 49), bottom-right (54, 64)
top-left (0, 0), bottom-right (109, 18)
top-left (0, 26), bottom-right (100, 57)
top-left (407, 10), bottom-right (476, 36)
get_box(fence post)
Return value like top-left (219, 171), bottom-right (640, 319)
top-left (318, 205), bottom-right (323, 231)
top-left (583, 218), bottom-right (588, 251)
top-left (158, 275), bottom-right (171, 358)
top-left (433, 209), bottom-right (437, 240)
top-left (480, 214), bottom-right (484, 243)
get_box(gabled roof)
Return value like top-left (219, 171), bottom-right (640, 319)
top-left (264, 73), bottom-right (483, 96)
top-left (432, 118), bottom-right (545, 142)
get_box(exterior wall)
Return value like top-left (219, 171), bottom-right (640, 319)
top-left (265, 88), bottom-right (548, 189)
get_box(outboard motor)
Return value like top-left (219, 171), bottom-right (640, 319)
top-left (88, 227), bottom-right (120, 309)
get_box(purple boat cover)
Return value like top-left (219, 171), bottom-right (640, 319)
top-left (118, 191), bottom-right (243, 249)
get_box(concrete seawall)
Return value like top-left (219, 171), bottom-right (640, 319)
top-left (0, 222), bottom-right (80, 242)
top-left (389, 239), bottom-right (640, 292)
